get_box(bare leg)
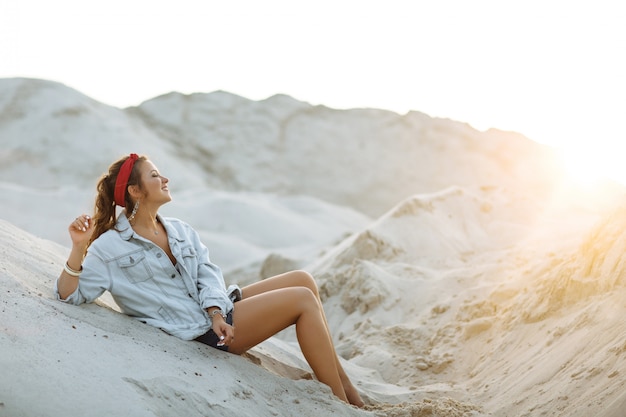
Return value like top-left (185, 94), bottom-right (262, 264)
top-left (227, 285), bottom-right (348, 402)
top-left (240, 271), bottom-right (364, 407)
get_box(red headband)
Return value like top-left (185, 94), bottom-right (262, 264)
top-left (114, 153), bottom-right (139, 207)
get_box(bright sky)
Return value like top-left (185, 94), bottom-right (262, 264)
top-left (2, 0), bottom-right (625, 182)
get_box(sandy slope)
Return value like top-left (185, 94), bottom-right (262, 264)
top-left (0, 220), bottom-right (368, 417)
top-left (304, 185), bottom-right (626, 416)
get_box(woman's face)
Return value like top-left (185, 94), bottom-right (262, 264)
top-left (136, 160), bottom-right (171, 205)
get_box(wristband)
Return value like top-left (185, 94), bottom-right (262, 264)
top-left (64, 262), bottom-right (82, 277)
top-left (209, 309), bottom-right (226, 320)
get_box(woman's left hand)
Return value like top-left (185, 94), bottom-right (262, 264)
top-left (212, 316), bottom-right (235, 347)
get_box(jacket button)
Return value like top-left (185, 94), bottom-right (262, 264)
top-left (171, 274), bottom-right (176, 278)
top-left (156, 253), bottom-right (162, 258)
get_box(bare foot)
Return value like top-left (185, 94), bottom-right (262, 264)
top-left (343, 381), bottom-right (364, 408)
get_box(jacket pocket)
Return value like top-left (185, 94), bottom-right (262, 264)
top-left (116, 250), bottom-right (153, 284)
top-left (157, 305), bottom-right (188, 327)
top-left (180, 245), bottom-right (198, 274)
top-left (157, 306), bottom-right (176, 324)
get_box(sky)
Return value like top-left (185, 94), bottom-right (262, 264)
top-left (2, 0), bottom-right (625, 182)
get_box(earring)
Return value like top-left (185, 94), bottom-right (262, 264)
top-left (128, 200), bottom-right (139, 223)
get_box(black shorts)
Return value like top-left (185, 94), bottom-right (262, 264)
top-left (194, 310), bottom-right (234, 352)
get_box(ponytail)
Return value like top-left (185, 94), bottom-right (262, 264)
top-left (88, 154), bottom-right (147, 248)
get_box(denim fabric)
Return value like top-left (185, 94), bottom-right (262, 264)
top-left (55, 212), bottom-right (241, 341)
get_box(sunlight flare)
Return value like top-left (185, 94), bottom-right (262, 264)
top-left (558, 144), bottom-right (626, 187)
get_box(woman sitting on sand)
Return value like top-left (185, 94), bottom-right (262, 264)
top-left (55, 153), bottom-right (363, 407)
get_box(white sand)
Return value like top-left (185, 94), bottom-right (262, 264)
top-left (2, 78), bottom-right (626, 417)
top-left (0, 219), bottom-right (371, 417)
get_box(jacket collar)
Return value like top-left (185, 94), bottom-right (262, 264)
top-left (116, 212), bottom-right (185, 243)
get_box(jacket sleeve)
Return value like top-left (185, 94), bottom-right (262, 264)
top-left (188, 226), bottom-right (234, 314)
top-left (54, 252), bottom-right (110, 305)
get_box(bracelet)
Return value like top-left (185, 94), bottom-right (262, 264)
top-left (64, 262), bottom-right (83, 277)
top-left (209, 309), bottom-right (226, 320)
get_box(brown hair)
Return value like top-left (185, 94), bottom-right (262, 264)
top-left (88, 154), bottom-right (147, 248)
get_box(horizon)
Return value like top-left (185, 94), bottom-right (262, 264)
top-left (2, 0), bottom-right (625, 183)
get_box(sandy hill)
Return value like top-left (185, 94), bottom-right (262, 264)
top-left (131, 89), bottom-right (560, 216)
top-left (1, 77), bottom-right (560, 217)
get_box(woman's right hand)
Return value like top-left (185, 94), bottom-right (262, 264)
top-left (59, 214), bottom-right (94, 299)
top-left (69, 214), bottom-right (94, 249)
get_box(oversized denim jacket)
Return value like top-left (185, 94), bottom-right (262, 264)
top-left (55, 213), bottom-right (241, 340)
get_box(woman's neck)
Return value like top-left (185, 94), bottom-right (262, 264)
top-left (129, 207), bottom-right (161, 234)
top-left (132, 214), bottom-right (159, 228)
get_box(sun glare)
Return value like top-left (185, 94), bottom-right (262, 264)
top-left (558, 145), bottom-right (626, 187)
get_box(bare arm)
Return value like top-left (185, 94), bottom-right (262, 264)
top-left (57, 215), bottom-right (94, 300)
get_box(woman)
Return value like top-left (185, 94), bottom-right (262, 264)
top-left (55, 153), bottom-right (364, 407)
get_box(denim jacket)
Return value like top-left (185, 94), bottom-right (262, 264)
top-left (55, 213), bottom-right (241, 340)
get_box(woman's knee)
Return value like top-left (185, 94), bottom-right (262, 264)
top-left (290, 270), bottom-right (319, 296)
top-left (290, 286), bottom-right (319, 310)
